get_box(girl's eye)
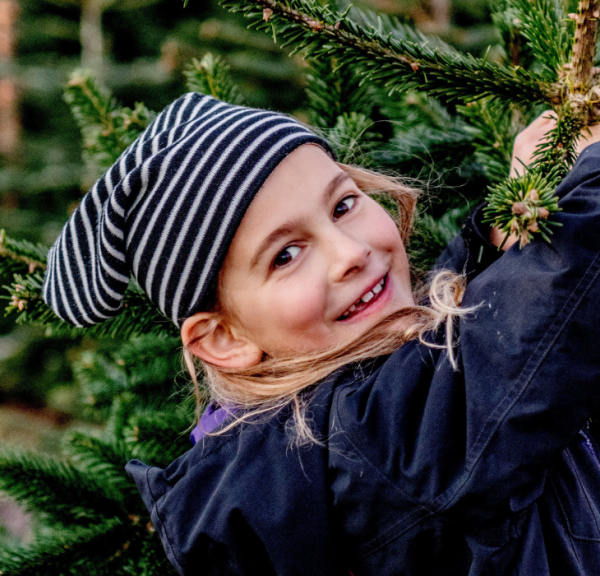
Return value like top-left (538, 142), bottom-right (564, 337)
top-left (333, 196), bottom-right (356, 221)
top-left (273, 245), bottom-right (301, 268)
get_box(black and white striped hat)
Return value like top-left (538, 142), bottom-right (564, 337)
top-left (43, 92), bottom-right (334, 328)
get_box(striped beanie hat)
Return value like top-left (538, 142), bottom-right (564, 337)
top-left (43, 92), bottom-right (334, 328)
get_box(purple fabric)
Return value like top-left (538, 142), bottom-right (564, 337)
top-left (190, 404), bottom-right (234, 446)
top-left (579, 427), bottom-right (600, 469)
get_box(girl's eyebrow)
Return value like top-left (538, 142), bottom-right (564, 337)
top-left (323, 172), bottom-right (353, 203)
top-left (249, 224), bottom-right (302, 270)
top-left (249, 171), bottom-right (353, 270)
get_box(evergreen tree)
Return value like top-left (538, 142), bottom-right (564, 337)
top-left (2, 0), bottom-right (600, 571)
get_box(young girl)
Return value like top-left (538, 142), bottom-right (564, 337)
top-left (44, 93), bottom-right (600, 576)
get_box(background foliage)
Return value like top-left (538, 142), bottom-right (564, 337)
top-left (1, 0), bottom-right (593, 572)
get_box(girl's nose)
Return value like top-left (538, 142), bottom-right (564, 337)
top-left (328, 228), bottom-right (371, 282)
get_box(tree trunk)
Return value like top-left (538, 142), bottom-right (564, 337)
top-left (0, 0), bottom-right (20, 158)
top-left (80, 0), bottom-right (104, 72)
top-left (570, 0), bottom-right (600, 91)
top-left (427, 0), bottom-right (450, 33)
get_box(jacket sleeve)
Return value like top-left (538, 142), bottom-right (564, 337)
top-left (455, 142), bottom-right (600, 517)
top-left (336, 142), bottom-right (600, 523)
top-left (433, 202), bottom-right (503, 280)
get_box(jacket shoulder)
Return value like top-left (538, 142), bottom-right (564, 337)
top-left (126, 377), bottom-right (344, 575)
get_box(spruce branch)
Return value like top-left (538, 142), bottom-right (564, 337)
top-left (509, 0), bottom-right (571, 81)
top-left (62, 432), bottom-right (136, 496)
top-left (484, 169), bottom-right (562, 248)
top-left (0, 520), bottom-right (130, 576)
top-left (0, 230), bottom-right (47, 276)
top-left (0, 450), bottom-right (126, 528)
top-left (124, 408), bottom-right (193, 466)
top-left (554, 0), bottom-right (600, 123)
top-left (74, 351), bottom-right (129, 415)
top-left (492, 1), bottom-right (530, 69)
top-left (0, 516), bottom-right (170, 575)
top-left (3, 271), bottom-right (178, 340)
top-left (4, 272), bottom-right (46, 316)
top-left (305, 57), bottom-right (373, 129)
top-left (378, 121), bottom-right (474, 180)
top-left (65, 70), bottom-right (156, 181)
top-left (484, 1), bottom-right (600, 247)
top-left (73, 336), bottom-right (183, 419)
top-left (123, 535), bottom-right (179, 576)
top-left (323, 112), bottom-right (381, 164)
top-left (345, 5), bottom-right (451, 51)
top-left (0, 233), bottom-right (48, 313)
top-left (114, 334), bottom-right (181, 374)
top-left (531, 107), bottom-right (584, 178)
top-left (458, 99), bottom-right (525, 184)
top-left (408, 208), bottom-right (469, 273)
top-left (482, 112), bottom-right (573, 249)
top-left (184, 53), bottom-right (246, 105)
top-left (99, 397), bottom-right (134, 458)
top-left (219, 0), bottom-right (551, 105)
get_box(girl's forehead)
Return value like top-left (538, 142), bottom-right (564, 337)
top-left (254, 144), bottom-right (343, 205)
top-left (223, 145), bottom-right (350, 264)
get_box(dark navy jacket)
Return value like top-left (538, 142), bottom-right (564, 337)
top-left (127, 142), bottom-right (600, 575)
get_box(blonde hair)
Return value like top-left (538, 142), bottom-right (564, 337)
top-left (183, 163), bottom-right (472, 445)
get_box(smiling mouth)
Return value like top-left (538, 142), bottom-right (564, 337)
top-left (337, 275), bottom-right (387, 321)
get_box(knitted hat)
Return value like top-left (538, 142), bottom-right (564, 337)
top-left (43, 92), bottom-right (334, 328)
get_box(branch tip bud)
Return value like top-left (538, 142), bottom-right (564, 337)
top-left (512, 202), bottom-right (528, 215)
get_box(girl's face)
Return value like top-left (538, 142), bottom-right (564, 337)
top-left (218, 144), bottom-right (415, 357)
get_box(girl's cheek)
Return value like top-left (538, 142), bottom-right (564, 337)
top-left (271, 281), bottom-right (328, 329)
top-left (246, 282), bottom-right (330, 354)
top-left (375, 209), bottom-right (404, 247)
top-left (356, 199), bottom-right (402, 250)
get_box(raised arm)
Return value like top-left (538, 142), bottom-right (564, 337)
top-left (337, 136), bottom-right (600, 528)
top-left (455, 140), bottom-right (600, 510)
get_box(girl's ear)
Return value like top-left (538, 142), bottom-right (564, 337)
top-left (181, 312), bottom-right (263, 369)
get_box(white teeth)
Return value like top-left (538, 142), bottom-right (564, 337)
top-left (339, 277), bottom-right (386, 319)
top-left (361, 290), bottom-right (374, 303)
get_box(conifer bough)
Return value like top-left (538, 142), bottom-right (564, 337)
top-left (217, 0), bottom-right (551, 105)
top-left (212, 0), bottom-right (600, 247)
top-left (489, 0), bottom-right (600, 246)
